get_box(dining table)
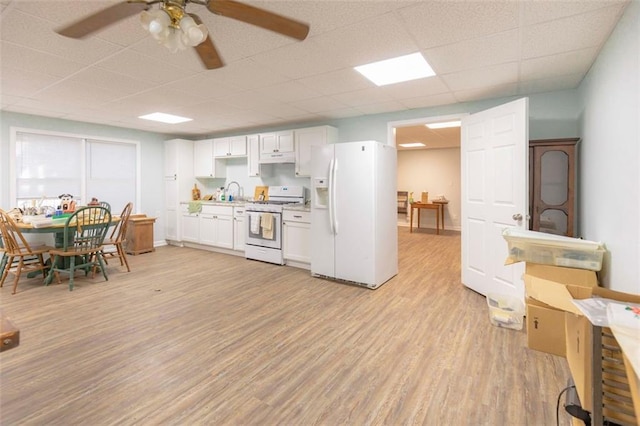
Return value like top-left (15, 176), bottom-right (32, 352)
top-left (9, 215), bottom-right (120, 280)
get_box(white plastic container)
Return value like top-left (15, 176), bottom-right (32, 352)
top-left (486, 293), bottom-right (525, 330)
top-left (502, 228), bottom-right (605, 271)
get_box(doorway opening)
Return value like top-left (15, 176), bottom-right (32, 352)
top-left (388, 114), bottom-right (466, 232)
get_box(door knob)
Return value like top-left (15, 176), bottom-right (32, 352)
top-left (512, 213), bottom-right (523, 221)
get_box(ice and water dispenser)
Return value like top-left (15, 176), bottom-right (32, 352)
top-left (313, 177), bottom-right (329, 209)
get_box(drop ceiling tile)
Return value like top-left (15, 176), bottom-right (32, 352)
top-left (398, 93), bottom-right (459, 110)
top-left (380, 76), bottom-right (450, 99)
top-left (1, 42), bottom-right (86, 78)
top-left (162, 74), bottom-right (243, 101)
top-left (297, 68), bottom-right (372, 96)
top-left (522, 0), bottom-right (629, 26)
top-left (290, 96), bottom-right (350, 114)
top-left (518, 73), bottom-right (584, 94)
top-left (250, 38), bottom-right (340, 80)
top-left (424, 30), bottom-right (519, 75)
top-left (522, 4), bottom-right (627, 59)
top-left (520, 47), bottom-right (598, 80)
top-left (0, 66), bottom-right (61, 97)
top-left (67, 67), bottom-right (155, 97)
top-left (184, 58), bottom-right (290, 91)
top-left (254, 81), bottom-right (322, 103)
top-left (331, 87), bottom-right (396, 108)
top-left (453, 83), bottom-right (519, 103)
top-left (96, 49), bottom-right (199, 84)
top-left (441, 62), bottom-right (519, 92)
top-left (311, 13), bottom-right (419, 68)
top-left (356, 100), bottom-right (407, 116)
top-left (400, 1), bottom-right (519, 49)
top-left (314, 107), bottom-right (364, 120)
top-left (1, 9), bottom-right (122, 64)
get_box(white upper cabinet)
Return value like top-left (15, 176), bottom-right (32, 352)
top-left (259, 130), bottom-right (295, 163)
top-left (194, 139), bottom-right (227, 178)
top-left (294, 125), bottom-right (338, 177)
top-left (213, 136), bottom-right (247, 158)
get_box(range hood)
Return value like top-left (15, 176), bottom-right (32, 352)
top-left (258, 151), bottom-right (295, 164)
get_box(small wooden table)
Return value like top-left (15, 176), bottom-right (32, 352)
top-left (432, 199), bottom-right (449, 229)
top-left (410, 202), bottom-right (442, 234)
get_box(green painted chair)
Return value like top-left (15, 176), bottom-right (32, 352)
top-left (45, 206), bottom-right (111, 291)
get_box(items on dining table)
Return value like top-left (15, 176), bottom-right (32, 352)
top-left (58, 193), bottom-right (76, 213)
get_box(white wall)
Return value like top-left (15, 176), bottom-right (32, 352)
top-left (577, 1), bottom-right (639, 294)
top-left (398, 148), bottom-right (461, 230)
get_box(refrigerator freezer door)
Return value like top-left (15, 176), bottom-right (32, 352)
top-left (311, 144), bottom-right (336, 278)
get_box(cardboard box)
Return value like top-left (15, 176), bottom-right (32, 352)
top-left (564, 287), bottom-right (640, 413)
top-left (524, 263), bottom-right (598, 314)
top-left (526, 298), bottom-right (566, 357)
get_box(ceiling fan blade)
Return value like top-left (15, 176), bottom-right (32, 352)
top-left (207, 0), bottom-right (309, 41)
top-left (190, 14), bottom-right (224, 69)
top-left (56, 1), bottom-right (149, 39)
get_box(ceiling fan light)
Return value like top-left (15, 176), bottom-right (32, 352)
top-left (166, 29), bottom-right (187, 53)
top-left (140, 10), bottom-right (153, 31)
top-left (148, 10), bottom-right (170, 36)
top-left (185, 24), bottom-right (208, 46)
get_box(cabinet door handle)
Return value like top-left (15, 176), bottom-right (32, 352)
top-left (294, 215), bottom-right (302, 219)
top-left (512, 213), bottom-right (523, 221)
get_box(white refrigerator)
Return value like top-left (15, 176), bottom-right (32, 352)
top-left (311, 140), bottom-right (398, 289)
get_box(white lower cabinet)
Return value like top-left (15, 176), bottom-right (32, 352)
top-left (233, 206), bottom-right (245, 251)
top-left (283, 210), bottom-right (311, 265)
top-left (181, 211), bottom-right (200, 243)
top-left (200, 205), bottom-right (233, 249)
top-left (181, 204), bottom-right (233, 249)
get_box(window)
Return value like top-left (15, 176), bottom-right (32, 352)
top-left (10, 128), bottom-right (140, 214)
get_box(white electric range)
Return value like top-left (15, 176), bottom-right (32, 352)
top-left (245, 186), bottom-right (305, 265)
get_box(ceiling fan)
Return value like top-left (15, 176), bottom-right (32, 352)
top-left (56, 0), bottom-right (310, 70)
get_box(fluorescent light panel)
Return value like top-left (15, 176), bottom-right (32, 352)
top-left (426, 120), bottom-right (461, 129)
top-left (399, 142), bottom-right (426, 148)
top-left (139, 112), bottom-right (192, 124)
top-left (354, 53), bottom-right (436, 86)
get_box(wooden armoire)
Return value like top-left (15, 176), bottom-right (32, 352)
top-left (528, 138), bottom-right (579, 237)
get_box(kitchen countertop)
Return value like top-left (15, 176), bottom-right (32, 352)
top-left (180, 200), bottom-right (310, 212)
top-left (181, 200), bottom-right (246, 206)
top-left (283, 204), bottom-right (311, 212)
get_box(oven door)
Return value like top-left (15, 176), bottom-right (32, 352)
top-left (246, 211), bottom-right (281, 249)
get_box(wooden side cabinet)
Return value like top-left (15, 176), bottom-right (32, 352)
top-left (529, 138), bottom-right (579, 237)
top-left (125, 214), bottom-right (156, 255)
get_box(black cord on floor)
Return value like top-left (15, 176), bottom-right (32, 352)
top-left (557, 385), bottom-right (576, 426)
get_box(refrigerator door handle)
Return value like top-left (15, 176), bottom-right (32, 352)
top-left (332, 158), bottom-right (338, 235)
top-left (328, 158), bottom-right (335, 235)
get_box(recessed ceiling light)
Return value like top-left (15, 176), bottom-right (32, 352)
top-left (139, 112), bottom-right (193, 124)
top-left (426, 120), bottom-right (461, 129)
top-left (399, 142), bottom-right (426, 148)
top-left (354, 53), bottom-right (436, 86)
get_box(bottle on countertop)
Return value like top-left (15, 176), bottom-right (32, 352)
top-left (192, 184), bottom-right (201, 201)
top-left (220, 187), bottom-right (225, 201)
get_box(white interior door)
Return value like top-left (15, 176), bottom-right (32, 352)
top-left (461, 98), bottom-right (529, 300)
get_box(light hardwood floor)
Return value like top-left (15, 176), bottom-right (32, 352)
top-left (0, 228), bottom-right (572, 425)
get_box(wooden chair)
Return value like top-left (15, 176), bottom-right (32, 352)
top-left (102, 202), bottom-right (133, 272)
top-left (0, 209), bottom-right (54, 294)
top-left (99, 201), bottom-right (111, 212)
top-left (45, 206), bottom-right (111, 291)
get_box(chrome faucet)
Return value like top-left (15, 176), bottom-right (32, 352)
top-left (225, 181), bottom-right (242, 200)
